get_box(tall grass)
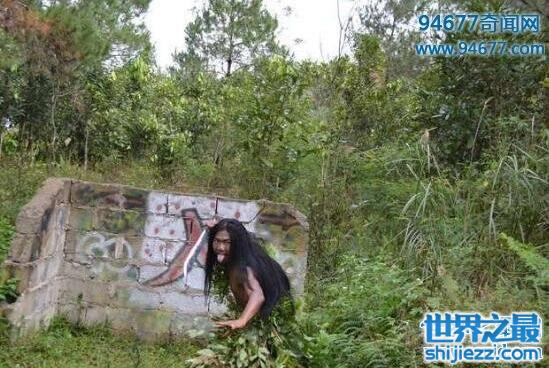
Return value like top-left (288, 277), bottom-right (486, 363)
top-left (296, 138), bottom-right (546, 366)
top-left (0, 317), bottom-right (200, 367)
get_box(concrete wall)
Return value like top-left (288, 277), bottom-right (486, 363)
top-left (1, 178), bottom-right (309, 339)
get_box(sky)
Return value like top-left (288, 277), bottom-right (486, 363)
top-left (144, 0), bottom-right (358, 69)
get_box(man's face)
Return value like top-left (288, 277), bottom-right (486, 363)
top-left (213, 229), bottom-right (231, 264)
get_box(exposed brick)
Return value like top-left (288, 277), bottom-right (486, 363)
top-left (65, 252), bottom-right (92, 265)
top-left (57, 303), bottom-right (85, 324)
top-left (57, 179), bottom-right (72, 204)
top-left (164, 240), bottom-right (185, 263)
top-left (139, 238), bottom-right (166, 264)
top-left (216, 197), bottom-right (261, 222)
top-left (66, 230), bottom-right (143, 264)
top-left (170, 315), bottom-right (216, 338)
top-left (105, 262), bottom-right (139, 283)
top-left (147, 192), bottom-right (168, 214)
top-left (17, 179), bottom-right (63, 221)
top-left (15, 214), bottom-right (45, 235)
top-left (42, 206), bottom-right (68, 258)
top-left (57, 278), bottom-right (112, 307)
top-left (43, 256), bottom-right (63, 284)
top-left (62, 258), bottom-right (139, 284)
top-left (123, 287), bottom-right (162, 310)
top-left (167, 194), bottom-right (217, 218)
top-left (160, 291), bottom-right (208, 314)
top-left (169, 314), bottom-right (196, 335)
top-left (144, 214), bottom-right (185, 241)
top-left (106, 306), bottom-right (135, 331)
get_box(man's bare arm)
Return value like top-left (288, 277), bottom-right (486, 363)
top-left (238, 267), bottom-right (265, 324)
top-left (216, 267), bottom-right (265, 329)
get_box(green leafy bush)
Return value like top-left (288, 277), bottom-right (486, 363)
top-left (0, 278), bottom-right (18, 304)
top-left (0, 216), bottom-right (17, 305)
top-left (0, 216), bottom-right (14, 264)
top-left (500, 233), bottom-right (548, 305)
top-left (303, 254), bottom-right (427, 367)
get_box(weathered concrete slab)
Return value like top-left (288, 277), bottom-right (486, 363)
top-left (2, 178), bottom-right (309, 340)
top-left (15, 178), bottom-right (69, 234)
top-left (8, 234), bottom-right (41, 263)
top-left (95, 209), bottom-right (146, 235)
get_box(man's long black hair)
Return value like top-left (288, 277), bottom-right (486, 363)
top-left (204, 218), bottom-right (292, 318)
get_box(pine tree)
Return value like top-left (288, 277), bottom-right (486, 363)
top-left (174, 0), bottom-right (283, 78)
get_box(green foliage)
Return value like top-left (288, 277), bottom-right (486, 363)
top-left (0, 215), bottom-right (16, 306)
top-left (221, 57), bottom-right (313, 196)
top-left (0, 316), bottom-right (200, 367)
top-left (188, 325), bottom-right (300, 368)
top-left (175, 0), bottom-right (282, 77)
top-left (358, 0), bottom-right (430, 81)
top-left (500, 234), bottom-right (548, 276)
top-left (0, 161), bottom-right (50, 221)
top-left (0, 0), bottom-right (152, 163)
top-left (0, 216), bottom-right (14, 264)
top-left (0, 278), bottom-right (18, 304)
top-left (500, 233), bottom-right (548, 302)
top-left (0, 0), bottom-right (546, 365)
top-left (42, 0), bottom-right (151, 68)
top-left (86, 56), bottom-right (166, 161)
top-left (416, 3), bottom-right (546, 164)
top-left (189, 299), bottom-right (304, 368)
top-left (303, 254), bottom-right (427, 368)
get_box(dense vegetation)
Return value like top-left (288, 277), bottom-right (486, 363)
top-left (0, 0), bottom-right (547, 367)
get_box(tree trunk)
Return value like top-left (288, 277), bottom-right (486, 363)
top-left (84, 122), bottom-right (89, 171)
top-left (0, 129), bottom-right (4, 159)
top-left (226, 58), bottom-right (232, 77)
top-left (50, 83), bottom-right (57, 164)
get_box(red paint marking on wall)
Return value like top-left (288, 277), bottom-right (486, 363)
top-left (144, 208), bottom-right (206, 287)
top-left (184, 211), bottom-right (202, 244)
top-left (168, 265), bottom-right (183, 279)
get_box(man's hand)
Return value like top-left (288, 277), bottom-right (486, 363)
top-left (215, 319), bottom-right (247, 330)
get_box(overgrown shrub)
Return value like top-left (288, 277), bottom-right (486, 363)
top-left (303, 254), bottom-right (427, 367)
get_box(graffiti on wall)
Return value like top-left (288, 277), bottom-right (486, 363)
top-left (69, 184), bottom-right (307, 291)
top-left (7, 179), bottom-right (309, 339)
top-left (140, 193), bottom-right (262, 290)
top-left (144, 208), bottom-right (210, 288)
top-left (77, 232), bottom-right (134, 273)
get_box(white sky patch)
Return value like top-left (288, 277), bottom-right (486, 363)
top-left (144, 0), bottom-right (358, 69)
